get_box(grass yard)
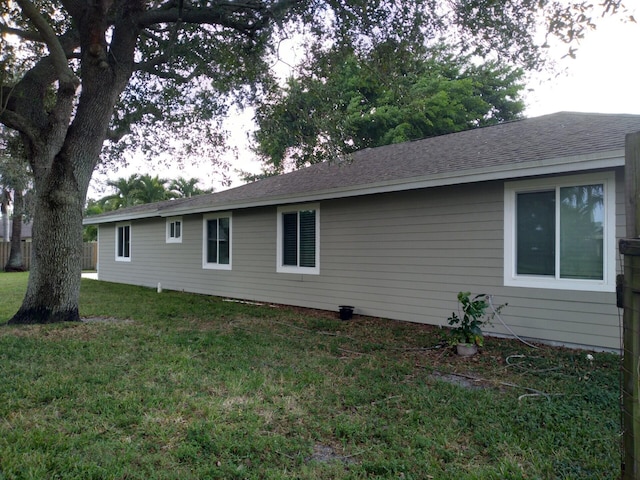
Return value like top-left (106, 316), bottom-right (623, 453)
top-left (0, 272), bottom-right (622, 479)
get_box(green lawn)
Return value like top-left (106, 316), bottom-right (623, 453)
top-left (0, 272), bottom-right (621, 479)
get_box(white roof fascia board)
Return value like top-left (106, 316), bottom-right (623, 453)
top-left (82, 210), bottom-right (161, 225)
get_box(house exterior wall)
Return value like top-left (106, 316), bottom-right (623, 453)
top-left (96, 168), bottom-right (624, 350)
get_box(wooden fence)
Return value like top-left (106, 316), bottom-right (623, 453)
top-left (0, 241), bottom-right (97, 271)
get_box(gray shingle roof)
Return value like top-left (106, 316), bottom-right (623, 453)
top-left (85, 112), bottom-right (640, 224)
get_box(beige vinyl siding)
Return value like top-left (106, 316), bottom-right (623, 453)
top-left (97, 169), bottom-right (623, 350)
top-left (497, 169), bottom-right (623, 350)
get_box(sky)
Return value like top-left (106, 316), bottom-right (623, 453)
top-left (89, 10), bottom-right (640, 198)
top-left (525, 12), bottom-right (640, 117)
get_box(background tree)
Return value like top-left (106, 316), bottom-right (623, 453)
top-left (169, 177), bottom-right (213, 198)
top-left (253, 42), bottom-right (526, 173)
top-left (0, 131), bottom-right (33, 271)
top-left (4, 189), bottom-right (28, 272)
top-left (82, 199), bottom-right (103, 243)
top-left (99, 174), bottom-right (143, 210)
top-left (135, 174), bottom-right (175, 204)
top-left (0, 0), bottom-right (628, 324)
top-left (0, 188), bottom-right (10, 244)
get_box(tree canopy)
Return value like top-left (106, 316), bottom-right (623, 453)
top-left (0, 0), bottom-right (630, 324)
top-left (253, 42), bottom-right (526, 173)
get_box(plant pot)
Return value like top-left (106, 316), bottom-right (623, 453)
top-left (456, 343), bottom-right (478, 357)
top-left (339, 306), bottom-right (354, 321)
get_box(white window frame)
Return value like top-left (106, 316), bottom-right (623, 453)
top-left (276, 203), bottom-right (320, 275)
top-left (115, 222), bottom-right (131, 262)
top-left (166, 216), bottom-right (183, 243)
top-left (504, 172), bottom-right (616, 292)
top-left (202, 212), bottom-right (232, 270)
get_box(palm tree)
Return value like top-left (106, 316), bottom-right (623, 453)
top-left (0, 188), bottom-right (10, 243)
top-left (169, 177), bottom-right (213, 198)
top-left (100, 174), bottom-right (143, 210)
top-left (135, 174), bottom-right (174, 204)
top-left (0, 132), bottom-right (32, 271)
top-left (5, 188), bottom-right (27, 271)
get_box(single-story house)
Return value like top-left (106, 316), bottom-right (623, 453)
top-left (84, 112), bottom-right (640, 351)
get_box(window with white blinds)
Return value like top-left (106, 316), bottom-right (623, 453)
top-left (277, 204), bottom-right (319, 274)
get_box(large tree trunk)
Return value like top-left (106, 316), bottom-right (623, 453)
top-left (9, 157), bottom-right (88, 324)
top-left (4, 2), bottom-right (141, 324)
top-left (9, 158), bottom-right (86, 324)
top-left (4, 190), bottom-right (25, 271)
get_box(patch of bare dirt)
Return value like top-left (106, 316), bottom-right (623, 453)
top-left (429, 371), bottom-right (487, 390)
top-left (0, 317), bottom-right (133, 341)
top-left (307, 444), bottom-right (357, 465)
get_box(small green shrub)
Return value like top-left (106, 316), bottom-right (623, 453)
top-left (447, 291), bottom-right (506, 346)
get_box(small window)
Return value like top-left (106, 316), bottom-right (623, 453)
top-left (277, 204), bottom-right (319, 274)
top-left (202, 213), bottom-right (231, 270)
top-left (504, 173), bottom-right (615, 291)
top-left (115, 223), bottom-right (131, 262)
top-left (166, 217), bottom-right (183, 243)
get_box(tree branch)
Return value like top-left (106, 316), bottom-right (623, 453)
top-left (135, 52), bottom-right (170, 73)
top-left (138, 3), bottom-right (277, 36)
top-left (135, 55), bottom-right (201, 82)
top-left (106, 126), bottom-right (130, 143)
top-left (0, 109), bottom-right (38, 146)
top-left (0, 22), bottom-right (43, 42)
top-left (140, 67), bottom-right (199, 82)
top-left (140, 28), bottom-right (167, 44)
top-left (15, 0), bottom-right (80, 91)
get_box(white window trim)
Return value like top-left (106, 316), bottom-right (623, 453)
top-left (202, 212), bottom-right (232, 270)
top-left (115, 222), bottom-right (131, 262)
top-left (504, 172), bottom-right (616, 292)
top-left (276, 203), bottom-right (320, 275)
top-left (166, 216), bottom-right (183, 243)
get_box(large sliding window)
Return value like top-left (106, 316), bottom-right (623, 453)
top-left (115, 223), bottom-right (131, 262)
top-left (277, 204), bottom-right (319, 274)
top-left (202, 213), bottom-right (232, 270)
top-left (504, 173), bottom-right (615, 291)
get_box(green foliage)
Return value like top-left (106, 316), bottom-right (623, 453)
top-left (447, 292), bottom-right (506, 346)
top-left (253, 42), bottom-right (526, 171)
top-left (169, 176), bottom-right (213, 198)
top-left (97, 174), bottom-right (211, 212)
top-left (82, 199), bottom-right (104, 242)
top-left (2, 0), bottom-right (620, 169)
top-left (0, 273), bottom-right (623, 478)
top-left (98, 174), bottom-right (146, 210)
top-left (135, 174), bottom-right (176, 204)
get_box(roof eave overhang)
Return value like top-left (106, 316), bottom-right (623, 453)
top-left (84, 149), bottom-right (624, 224)
top-left (83, 209), bottom-right (160, 225)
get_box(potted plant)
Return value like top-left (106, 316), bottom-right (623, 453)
top-left (447, 292), bottom-right (506, 356)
